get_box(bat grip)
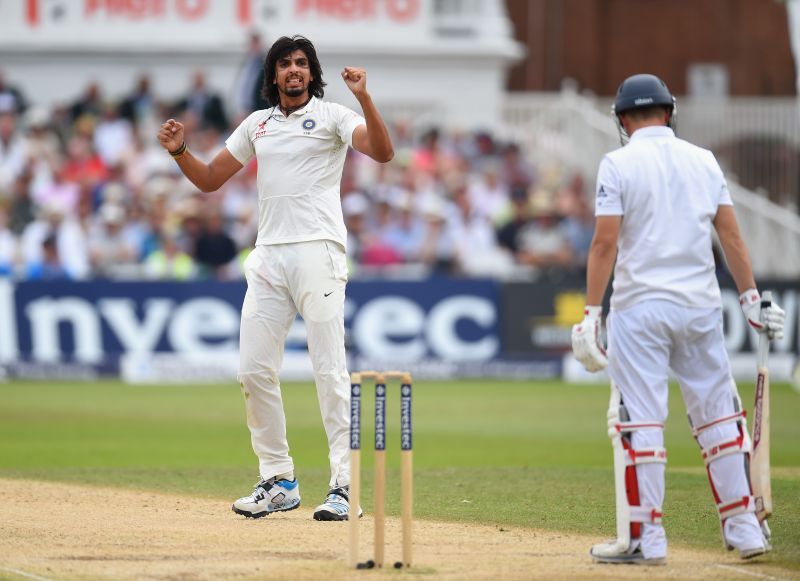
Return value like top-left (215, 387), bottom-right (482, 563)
top-left (757, 290), bottom-right (771, 367)
top-left (760, 290), bottom-right (772, 309)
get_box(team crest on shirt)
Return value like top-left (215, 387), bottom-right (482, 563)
top-left (302, 119), bottom-right (316, 134)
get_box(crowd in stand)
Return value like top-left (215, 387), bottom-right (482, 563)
top-left (0, 69), bottom-right (594, 281)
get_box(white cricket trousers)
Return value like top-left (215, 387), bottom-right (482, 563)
top-left (238, 240), bottom-right (351, 488)
top-left (608, 300), bottom-right (764, 558)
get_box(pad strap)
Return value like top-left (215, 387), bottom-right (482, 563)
top-left (700, 434), bottom-right (750, 466)
top-left (625, 446), bottom-right (667, 466)
top-left (717, 495), bottom-right (756, 520)
top-left (692, 410), bottom-right (745, 438)
top-left (630, 506), bottom-right (663, 525)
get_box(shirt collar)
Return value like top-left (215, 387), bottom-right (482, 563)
top-left (630, 125), bottom-right (674, 141)
top-left (274, 96), bottom-right (316, 119)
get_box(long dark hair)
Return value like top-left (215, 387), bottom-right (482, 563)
top-left (262, 35), bottom-right (326, 107)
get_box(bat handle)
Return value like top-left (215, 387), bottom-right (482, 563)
top-left (761, 290), bottom-right (772, 309)
top-left (757, 291), bottom-right (772, 367)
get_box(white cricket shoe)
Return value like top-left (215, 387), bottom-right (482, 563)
top-left (231, 477), bottom-right (301, 518)
top-left (590, 540), bottom-right (666, 566)
top-left (312, 486), bottom-right (363, 521)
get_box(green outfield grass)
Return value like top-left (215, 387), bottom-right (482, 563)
top-left (1, 379), bottom-right (798, 570)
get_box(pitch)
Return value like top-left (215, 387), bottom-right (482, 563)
top-left (1, 379), bottom-right (798, 578)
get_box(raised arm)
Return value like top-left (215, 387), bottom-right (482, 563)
top-left (157, 119), bottom-right (243, 192)
top-left (340, 67), bottom-right (394, 163)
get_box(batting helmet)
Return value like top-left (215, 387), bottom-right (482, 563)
top-left (612, 73), bottom-right (677, 144)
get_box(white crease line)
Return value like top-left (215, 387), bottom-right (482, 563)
top-left (0, 567), bottom-right (54, 581)
top-left (715, 563), bottom-right (782, 580)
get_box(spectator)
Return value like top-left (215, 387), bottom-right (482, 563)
top-left (143, 230), bottom-right (195, 280)
top-left (557, 174), bottom-right (594, 268)
top-left (496, 185), bottom-right (532, 255)
top-left (382, 191), bottom-right (426, 261)
top-left (25, 233), bottom-right (70, 280)
top-left (0, 103), bottom-right (27, 195)
top-left (173, 71), bottom-right (228, 132)
top-left (62, 134), bottom-right (108, 189)
top-left (499, 142), bottom-right (536, 190)
top-left (23, 106), bottom-right (61, 192)
top-left (7, 169), bottom-right (36, 235)
top-left (93, 102), bottom-right (134, 166)
top-left (342, 191), bottom-right (370, 267)
top-left (233, 32), bottom-right (269, 118)
top-left (360, 194), bottom-right (404, 268)
top-left (0, 201), bottom-right (17, 276)
top-left (119, 74), bottom-right (157, 128)
top-left (193, 208), bottom-right (237, 279)
top-left (31, 161), bottom-right (80, 217)
top-left (0, 70), bottom-right (27, 115)
top-left (418, 194), bottom-right (456, 274)
top-left (69, 82), bottom-right (104, 124)
top-left (220, 170), bottom-right (258, 250)
top-left (449, 178), bottom-right (514, 277)
top-left (467, 161), bottom-right (509, 223)
top-left (21, 200), bottom-right (90, 280)
top-left (515, 189), bottom-right (573, 272)
top-left (88, 202), bottom-right (140, 278)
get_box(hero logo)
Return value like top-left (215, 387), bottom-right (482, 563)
top-left (634, 97), bottom-right (654, 105)
top-left (351, 295), bottom-right (498, 362)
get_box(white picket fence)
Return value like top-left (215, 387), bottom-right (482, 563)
top-left (500, 90), bottom-right (800, 278)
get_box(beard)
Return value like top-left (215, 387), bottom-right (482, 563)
top-left (282, 85), bottom-right (306, 98)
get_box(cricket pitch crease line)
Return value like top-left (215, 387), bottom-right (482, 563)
top-left (0, 567), bottom-right (54, 581)
top-left (714, 563), bottom-right (783, 580)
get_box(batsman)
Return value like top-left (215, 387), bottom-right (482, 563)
top-left (571, 74), bottom-right (786, 565)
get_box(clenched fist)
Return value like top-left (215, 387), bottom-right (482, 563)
top-left (341, 67), bottom-right (368, 98)
top-left (157, 119), bottom-right (185, 153)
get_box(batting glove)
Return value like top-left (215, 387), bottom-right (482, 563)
top-left (571, 306), bottom-right (608, 372)
top-left (740, 289), bottom-right (785, 340)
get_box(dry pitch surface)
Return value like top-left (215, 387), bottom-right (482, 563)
top-left (0, 479), bottom-right (791, 580)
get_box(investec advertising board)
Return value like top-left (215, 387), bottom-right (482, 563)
top-left (503, 280), bottom-right (800, 383)
top-left (0, 279), bottom-right (555, 382)
top-left (0, 279), bottom-right (796, 383)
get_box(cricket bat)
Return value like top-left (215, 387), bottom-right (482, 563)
top-left (751, 290), bottom-right (773, 523)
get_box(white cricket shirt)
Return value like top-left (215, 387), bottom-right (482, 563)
top-left (226, 97), bottom-right (365, 249)
top-left (595, 126), bottom-right (733, 310)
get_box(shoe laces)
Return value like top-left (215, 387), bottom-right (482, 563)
top-left (326, 486), bottom-right (349, 503)
top-left (252, 477), bottom-right (276, 499)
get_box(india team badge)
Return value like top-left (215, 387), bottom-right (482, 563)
top-left (302, 119), bottom-right (316, 134)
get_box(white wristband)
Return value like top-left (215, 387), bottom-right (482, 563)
top-left (739, 289), bottom-right (760, 309)
top-left (584, 305), bottom-right (603, 319)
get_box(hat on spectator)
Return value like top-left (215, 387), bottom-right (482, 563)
top-left (42, 199), bottom-right (67, 219)
top-left (342, 192), bottom-right (369, 217)
top-left (24, 106), bottom-right (50, 128)
top-left (100, 182), bottom-right (128, 205)
top-left (421, 195), bottom-right (447, 221)
top-left (144, 176), bottom-right (176, 201)
top-left (99, 203), bottom-right (126, 224)
top-left (390, 189), bottom-right (413, 212)
top-left (0, 95), bottom-right (16, 114)
top-left (529, 189), bottom-right (558, 217)
top-left (176, 197), bottom-right (201, 220)
top-left (510, 185), bottom-right (529, 203)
